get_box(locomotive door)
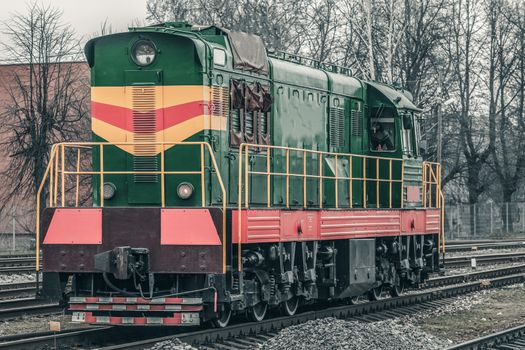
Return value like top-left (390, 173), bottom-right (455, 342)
top-left (348, 99), bottom-right (364, 207)
top-left (125, 70), bottom-right (163, 205)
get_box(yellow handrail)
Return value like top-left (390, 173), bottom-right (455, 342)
top-left (422, 161), bottom-right (445, 256)
top-left (35, 141), bottom-right (227, 273)
top-left (236, 143), bottom-right (406, 271)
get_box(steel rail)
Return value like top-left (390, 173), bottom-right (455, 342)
top-left (445, 252), bottom-right (525, 268)
top-left (0, 257), bottom-right (38, 267)
top-left (446, 241), bottom-right (525, 252)
top-left (447, 324), bottom-right (525, 350)
top-left (0, 281), bottom-right (36, 298)
top-left (0, 297), bottom-right (62, 320)
top-left (0, 266), bottom-right (36, 273)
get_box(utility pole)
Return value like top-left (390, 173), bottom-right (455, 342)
top-left (437, 103), bottom-right (442, 164)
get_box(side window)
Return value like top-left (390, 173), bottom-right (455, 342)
top-left (229, 79), bottom-right (272, 147)
top-left (370, 107), bottom-right (396, 151)
top-left (213, 48), bottom-right (226, 66)
top-left (401, 112), bottom-right (414, 156)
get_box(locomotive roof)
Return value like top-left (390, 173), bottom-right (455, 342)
top-left (366, 81), bottom-right (422, 112)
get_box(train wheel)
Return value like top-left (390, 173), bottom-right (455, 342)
top-left (280, 297), bottom-right (299, 316)
top-left (390, 276), bottom-right (405, 297)
top-left (248, 302), bottom-right (268, 322)
top-left (212, 303), bottom-right (232, 328)
top-left (367, 285), bottom-right (383, 301)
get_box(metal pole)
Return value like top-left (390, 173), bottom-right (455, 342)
top-left (11, 206), bottom-right (15, 251)
top-left (506, 202), bottom-right (509, 234)
top-left (522, 203), bottom-right (525, 234)
top-left (437, 104), bottom-right (442, 164)
top-left (473, 204), bottom-right (477, 238)
top-left (490, 202), bottom-right (493, 236)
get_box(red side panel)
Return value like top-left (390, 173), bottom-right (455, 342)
top-left (319, 210), bottom-right (401, 239)
top-left (43, 209), bottom-right (102, 244)
top-left (232, 210), bottom-right (281, 243)
top-left (425, 209), bottom-right (441, 232)
top-left (281, 211), bottom-right (318, 241)
top-left (233, 209), bottom-right (440, 244)
top-left (161, 209), bottom-right (221, 245)
top-left (401, 210), bottom-right (427, 234)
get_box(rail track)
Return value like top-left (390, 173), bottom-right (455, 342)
top-left (448, 324), bottom-right (525, 349)
top-left (446, 240), bottom-right (525, 253)
top-left (0, 281), bottom-right (36, 299)
top-left (0, 297), bottom-right (62, 321)
top-left (444, 251), bottom-right (525, 268)
top-left (2, 269), bottom-right (524, 350)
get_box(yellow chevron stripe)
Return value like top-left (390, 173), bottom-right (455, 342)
top-left (91, 85), bottom-right (209, 111)
top-left (92, 114), bottom-right (227, 155)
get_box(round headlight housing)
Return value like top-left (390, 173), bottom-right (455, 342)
top-left (103, 182), bottom-right (116, 200)
top-left (131, 40), bottom-right (156, 66)
top-left (177, 182), bottom-right (194, 200)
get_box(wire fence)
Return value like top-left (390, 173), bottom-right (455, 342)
top-left (445, 202), bottom-right (525, 240)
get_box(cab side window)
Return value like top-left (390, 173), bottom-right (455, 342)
top-left (401, 112), bottom-right (414, 156)
top-left (370, 107), bottom-right (396, 152)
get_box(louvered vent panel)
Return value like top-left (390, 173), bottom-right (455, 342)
top-left (245, 112), bottom-right (254, 136)
top-left (132, 86), bottom-right (158, 183)
top-left (351, 109), bottom-right (362, 136)
top-left (329, 107), bottom-right (345, 148)
top-left (211, 86), bottom-right (229, 118)
top-left (231, 110), bottom-right (241, 132)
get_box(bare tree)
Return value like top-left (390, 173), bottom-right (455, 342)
top-left (0, 3), bottom-right (89, 230)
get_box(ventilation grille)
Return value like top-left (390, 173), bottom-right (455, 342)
top-left (245, 111), bottom-right (254, 136)
top-left (132, 86), bottom-right (158, 183)
top-left (329, 107), bottom-right (345, 148)
top-left (351, 109), bottom-right (362, 136)
top-left (211, 86), bottom-right (229, 118)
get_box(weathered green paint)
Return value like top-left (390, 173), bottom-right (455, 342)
top-left (87, 23), bottom-right (424, 210)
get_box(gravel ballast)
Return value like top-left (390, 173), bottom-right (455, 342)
top-left (260, 317), bottom-right (451, 350)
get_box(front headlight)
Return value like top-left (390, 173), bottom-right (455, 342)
top-left (132, 40), bottom-right (156, 66)
top-left (177, 182), bottom-right (194, 200)
top-left (103, 182), bottom-right (116, 200)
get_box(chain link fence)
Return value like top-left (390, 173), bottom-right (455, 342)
top-left (445, 202), bottom-right (525, 240)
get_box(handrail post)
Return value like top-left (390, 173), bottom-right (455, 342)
top-left (245, 145), bottom-right (249, 208)
top-left (286, 149), bottom-right (290, 208)
top-left (200, 144), bottom-right (205, 207)
top-left (376, 158), bottom-right (379, 209)
top-left (75, 148), bottom-right (81, 207)
top-left (267, 148), bottom-right (271, 208)
top-left (363, 157), bottom-right (366, 209)
top-left (161, 146), bottom-right (165, 208)
top-left (319, 153), bottom-right (323, 209)
top-left (334, 155), bottom-right (339, 208)
top-left (423, 162), bottom-right (427, 207)
top-left (100, 144), bottom-right (104, 208)
top-left (400, 160), bottom-right (405, 208)
top-left (49, 151), bottom-right (54, 207)
top-left (303, 150), bottom-right (307, 209)
top-left (61, 144), bottom-right (65, 207)
top-left (237, 144), bottom-right (244, 272)
top-left (54, 147), bottom-right (58, 207)
top-left (349, 155), bottom-right (353, 208)
top-left (389, 159), bottom-right (392, 209)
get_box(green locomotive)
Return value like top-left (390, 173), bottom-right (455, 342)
top-left (38, 22), bottom-right (443, 326)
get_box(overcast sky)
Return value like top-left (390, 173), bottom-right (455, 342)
top-left (0, 0), bottom-right (148, 61)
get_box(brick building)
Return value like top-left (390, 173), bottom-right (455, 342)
top-left (0, 62), bottom-right (90, 239)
